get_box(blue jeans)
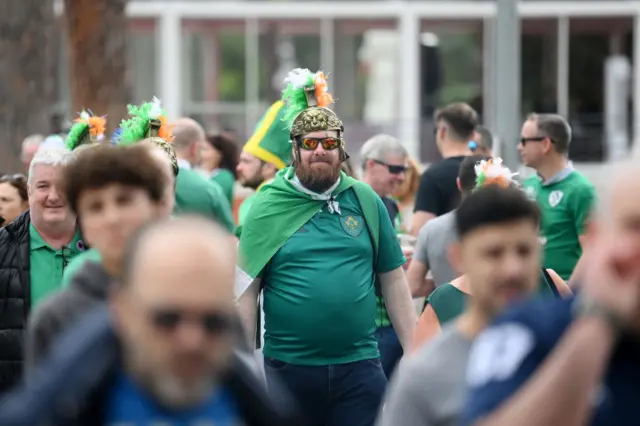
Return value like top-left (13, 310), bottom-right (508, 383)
top-left (375, 326), bottom-right (403, 379)
top-left (264, 357), bottom-right (387, 426)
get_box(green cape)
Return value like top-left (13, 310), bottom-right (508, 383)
top-left (243, 101), bottom-right (292, 170)
top-left (238, 167), bottom-right (380, 278)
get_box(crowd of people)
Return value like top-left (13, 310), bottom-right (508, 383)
top-left (0, 66), bottom-right (635, 426)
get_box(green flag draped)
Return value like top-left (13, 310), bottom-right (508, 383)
top-left (238, 167), bottom-right (380, 278)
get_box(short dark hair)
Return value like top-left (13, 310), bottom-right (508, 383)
top-left (458, 155), bottom-right (492, 193)
top-left (62, 144), bottom-right (167, 215)
top-left (474, 125), bottom-right (493, 149)
top-left (0, 173), bottom-right (28, 202)
top-left (434, 103), bottom-right (479, 142)
top-left (527, 113), bottom-right (571, 154)
top-left (455, 186), bottom-right (540, 239)
top-left (207, 134), bottom-right (240, 178)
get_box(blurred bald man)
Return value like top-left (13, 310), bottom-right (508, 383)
top-left (0, 217), bottom-right (302, 425)
top-left (171, 118), bottom-right (235, 232)
top-left (21, 134), bottom-right (44, 171)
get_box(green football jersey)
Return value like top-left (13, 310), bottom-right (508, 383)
top-left (428, 268), bottom-right (561, 326)
top-left (523, 169), bottom-right (596, 281)
top-left (261, 188), bottom-right (405, 365)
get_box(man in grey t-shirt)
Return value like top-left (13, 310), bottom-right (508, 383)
top-left (406, 155), bottom-right (489, 298)
top-left (413, 210), bottom-right (457, 288)
top-left (377, 172), bottom-right (543, 426)
top-left (377, 325), bottom-right (472, 426)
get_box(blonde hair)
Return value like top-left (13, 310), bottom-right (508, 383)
top-left (393, 157), bottom-right (422, 202)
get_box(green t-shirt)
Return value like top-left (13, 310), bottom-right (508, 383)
top-left (29, 223), bottom-right (85, 307)
top-left (261, 188), bottom-right (405, 365)
top-left (60, 248), bottom-right (102, 288)
top-left (174, 167), bottom-right (235, 233)
top-left (523, 169), bottom-right (596, 280)
top-left (211, 169), bottom-right (235, 206)
top-left (427, 269), bottom-right (561, 326)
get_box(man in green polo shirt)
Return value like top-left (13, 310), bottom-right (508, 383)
top-left (28, 110), bottom-right (107, 305)
top-left (238, 68), bottom-right (416, 426)
top-left (519, 113), bottom-right (596, 280)
top-left (0, 146), bottom-right (84, 393)
top-left (236, 100), bottom-right (292, 228)
top-left (28, 146), bottom-right (92, 306)
top-left (29, 221), bottom-right (84, 306)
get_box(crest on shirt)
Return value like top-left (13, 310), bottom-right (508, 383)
top-left (524, 186), bottom-right (536, 200)
top-left (340, 215), bottom-right (363, 237)
top-left (548, 190), bottom-right (564, 207)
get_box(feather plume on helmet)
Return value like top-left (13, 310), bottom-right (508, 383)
top-left (280, 68), bottom-right (347, 161)
top-left (118, 96), bottom-right (179, 176)
top-left (474, 157), bottom-right (519, 189)
top-left (281, 69), bottom-right (343, 137)
top-left (64, 110), bottom-right (107, 151)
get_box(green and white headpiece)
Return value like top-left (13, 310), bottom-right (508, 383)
top-left (281, 68), bottom-right (347, 161)
top-left (64, 110), bottom-right (107, 151)
top-left (118, 96), bottom-right (179, 176)
top-left (281, 68), bottom-right (344, 139)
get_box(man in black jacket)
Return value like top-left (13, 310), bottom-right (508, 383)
top-left (0, 217), bottom-right (302, 425)
top-left (25, 144), bottom-right (169, 372)
top-left (26, 143), bottom-right (254, 375)
top-left (0, 146), bottom-right (81, 394)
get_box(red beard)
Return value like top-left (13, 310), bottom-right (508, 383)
top-left (295, 159), bottom-right (341, 193)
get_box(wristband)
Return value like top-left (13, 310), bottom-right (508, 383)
top-left (573, 295), bottom-right (625, 337)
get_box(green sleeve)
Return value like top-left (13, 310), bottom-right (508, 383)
top-left (211, 169), bottom-right (235, 205)
top-left (237, 194), bottom-right (256, 226)
top-left (208, 180), bottom-right (236, 233)
top-left (375, 196), bottom-right (406, 274)
top-left (570, 184), bottom-right (596, 236)
top-left (61, 248), bottom-right (102, 288)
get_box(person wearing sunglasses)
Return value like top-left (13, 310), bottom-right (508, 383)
top-left (0, 173), bottom-right (29, 226)
top-left (470, 125), bottom-right (495, 157)
top-left (2, 217), bottom-right (303, 425)
top-left (238, 68), bottom-right (416, 426)
top-left (360, 134), bottom-right (409, 380)
top-left (519, 113), bottom-right (596, 281)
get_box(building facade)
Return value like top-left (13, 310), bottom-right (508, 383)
top-left (53, 0), bottom-right (640, 164)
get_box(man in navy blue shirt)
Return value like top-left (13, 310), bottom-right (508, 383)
top-left (0, 217), bottom-right (301, 425)
top-left (462, 162), bottom-right (640, 426)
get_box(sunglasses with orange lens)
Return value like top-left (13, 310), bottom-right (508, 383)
top-left (298, 137), bottom-right (341, 151)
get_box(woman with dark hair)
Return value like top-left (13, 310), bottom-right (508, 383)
top-left (200, 134), bottom-right (239, 204)
top-left (0, 173), bottom-right (29, 226)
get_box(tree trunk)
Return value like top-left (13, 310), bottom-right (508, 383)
top-left (64, 0), bottom-right (129, 136)
top-left (0, 0), bottom-right (57, 173)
